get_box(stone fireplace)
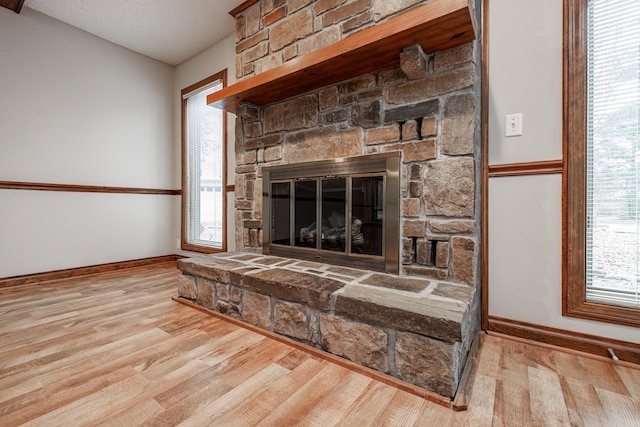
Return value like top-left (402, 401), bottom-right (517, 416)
top-left (177, 0), bottom-right (482, 403)
top-left (233, 3), bottom-right (479, 287)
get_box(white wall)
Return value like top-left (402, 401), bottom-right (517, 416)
top-left (488, 0), bottom-right (639, 343)
top-left (173, 33), bottom-right (237, 255)
top-left (0, 8), bottom-right (175, 277)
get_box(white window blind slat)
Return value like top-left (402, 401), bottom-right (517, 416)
top-left (184, 80), bottom-right (224, 248)
top-left (586, 0), bottom-right (640, 308)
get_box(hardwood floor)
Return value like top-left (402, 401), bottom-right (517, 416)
top-left (0, 263), bottom-right (638, 426)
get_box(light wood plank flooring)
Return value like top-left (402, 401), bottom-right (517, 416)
top-left (0, 263), bottom-right (638, 426)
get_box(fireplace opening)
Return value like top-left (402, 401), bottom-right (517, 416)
top-left (263, 152), bottom-right (400, 273)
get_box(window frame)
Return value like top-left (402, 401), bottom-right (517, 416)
top-left (563, 0), bottom-right (639, 328)
top-left (180, 69), bottom-right (228, 253)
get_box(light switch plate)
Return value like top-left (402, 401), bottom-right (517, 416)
top-left (505, 113), bottom-right (523, 137)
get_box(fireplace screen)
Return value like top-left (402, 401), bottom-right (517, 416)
top-left (263, 153), bottom-right (400, 273)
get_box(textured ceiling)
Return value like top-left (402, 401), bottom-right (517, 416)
top-left (24, 0), bottom-right (244, 66)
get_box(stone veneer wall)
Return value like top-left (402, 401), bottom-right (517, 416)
top-left (232, 0), bottom-right (480, 288)
top-left (234, 0), bottom-right (474, 79)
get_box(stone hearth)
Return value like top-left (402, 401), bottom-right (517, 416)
top-left (177, 251), bottom-right (478, 398)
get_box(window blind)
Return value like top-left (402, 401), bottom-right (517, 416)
top-left (586, 0), bottom-right (640, 307)
top-left (184, 80), bottom-right (224, 248)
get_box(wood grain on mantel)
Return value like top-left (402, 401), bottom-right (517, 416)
top-left (229, 0), bottom-right (259, 17)
top-left (0, 0), bottom-right (24, 14)
top-left (208, 0), bottom-right (476, 113)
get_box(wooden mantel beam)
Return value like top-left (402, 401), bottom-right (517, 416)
top-left (0, 0), bottom-right (25, 14)
top-left (209, 0), bottom-right (476, 114)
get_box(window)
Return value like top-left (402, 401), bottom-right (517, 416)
top-left (181, 70), bottom-right (227, 252)
top-left (564, 0), bottom-right (640, 327)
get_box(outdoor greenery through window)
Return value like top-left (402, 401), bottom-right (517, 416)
top-left (585, 0), bottom-right (639, 308)
top-left (181, 70), bottom-right (226, 252)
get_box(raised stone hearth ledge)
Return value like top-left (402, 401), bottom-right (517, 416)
top-left (177, 251), bottom-right (479, 398)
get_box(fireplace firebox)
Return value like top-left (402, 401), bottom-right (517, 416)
top-left (263, 152), bottom-right (400, 273)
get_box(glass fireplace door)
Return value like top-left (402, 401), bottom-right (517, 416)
top-left (321, 178), bottom-right (347, 252)
top-left (262, 152), bottom-right (400, 274)
top-left (270, 181), bottom-right (291, 246)
top-left (351, 175), bottom-right (384, 256)
top-left (295, 180), bottom-right (318, 249)
top-left (272, 176), bottom-right (385, 257)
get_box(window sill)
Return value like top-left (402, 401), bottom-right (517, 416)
top-left (564, 298), bottom-right (640, 329)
